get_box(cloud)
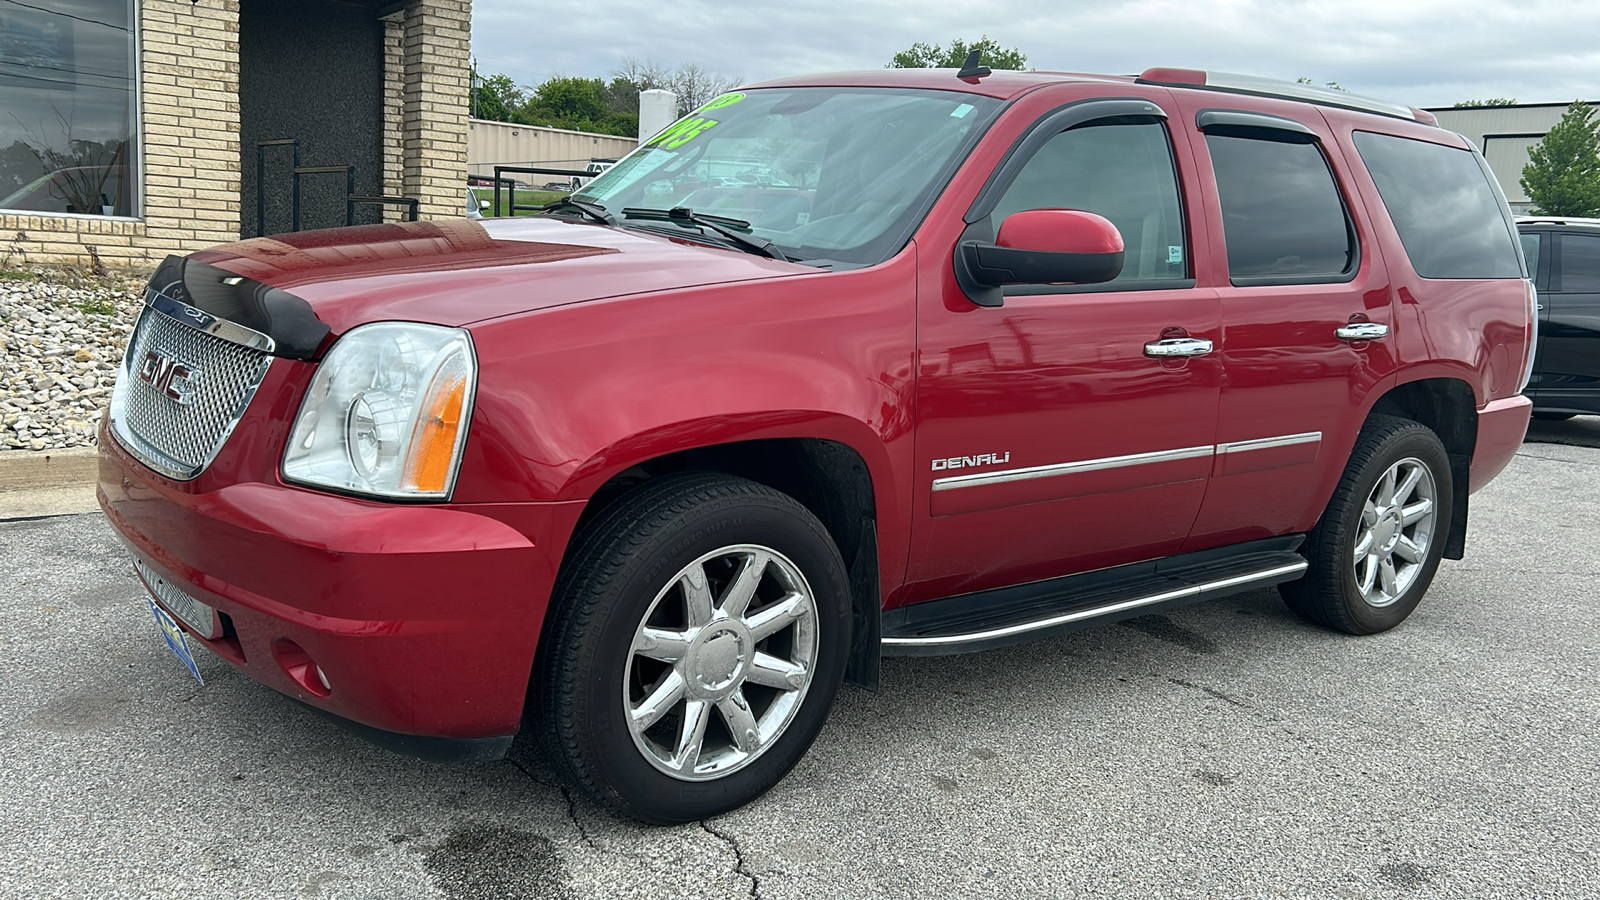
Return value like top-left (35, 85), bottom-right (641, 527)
top-left (472, 0), bottom-right (1600, 107)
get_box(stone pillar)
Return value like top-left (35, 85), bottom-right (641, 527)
top-left (400, 0), bottom-right (471, 220)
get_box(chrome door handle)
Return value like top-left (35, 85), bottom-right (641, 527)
top-left (1144, 337), bottom-right (1214, 358)
top-left (1335, 323), bottom-right (1389, 341)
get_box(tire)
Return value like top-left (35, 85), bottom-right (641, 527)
top-left (1280, 416), bottom-right (1453, 635)
top-left (1532, 411), bottom-right (1576, 421)
top-left (534, 472), bottom-right (851, 824)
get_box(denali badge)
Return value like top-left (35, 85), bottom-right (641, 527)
top-left (931, 451), bottom-right (1011, 472)
top-left (137, 350), bottom-right (200, 406)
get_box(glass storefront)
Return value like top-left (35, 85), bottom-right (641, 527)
top-left (0, 1), bottom-right (138, 217)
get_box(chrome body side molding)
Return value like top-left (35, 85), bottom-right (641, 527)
top-left (931, 432), bottom-right (1324, 492)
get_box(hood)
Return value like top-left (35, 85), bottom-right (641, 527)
top-left (182, 217), bottom-right (810, 345)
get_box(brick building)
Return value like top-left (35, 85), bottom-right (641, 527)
top-left (0, 0), bottom-right (472, 271)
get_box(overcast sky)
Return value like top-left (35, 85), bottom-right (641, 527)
top-left (471, 0), bottom-right (1600, 110)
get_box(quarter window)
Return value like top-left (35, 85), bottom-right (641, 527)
top-left (1352, 131), bottom-right (1521, 279)
top-left (1205, 133), bottom-right (1354, 282)
top-left (1558, 233), bottom-right (1600, 293)
top-left (992, 121), bottom-right (1187, 283)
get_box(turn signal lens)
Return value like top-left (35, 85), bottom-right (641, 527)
top-left (403, 362), bottom-right (469, 494)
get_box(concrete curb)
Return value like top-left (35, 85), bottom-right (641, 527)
top-left (0, 447), bottom-right (99, 490)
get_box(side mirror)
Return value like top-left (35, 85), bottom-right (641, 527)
top-left (479, 200), bottom-right (492, 210)
top-left (954, 209), bottom-right (1125, 307)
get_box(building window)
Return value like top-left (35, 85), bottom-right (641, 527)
top-left (0, 1), bottom-right (138, 218)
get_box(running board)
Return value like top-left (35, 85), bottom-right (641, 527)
top-left (881, 536), bottom-right (1307, 656)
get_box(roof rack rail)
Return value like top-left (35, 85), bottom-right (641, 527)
top-left (1135, 68), bottom-right (1428, 124)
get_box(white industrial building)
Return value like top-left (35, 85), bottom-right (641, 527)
top-left (1428, 102), bottom-right (1597, 213)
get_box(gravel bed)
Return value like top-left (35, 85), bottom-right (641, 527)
top-left (0, 269), bottom-right (146, 451)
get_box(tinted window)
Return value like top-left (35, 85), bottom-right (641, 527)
top-left (1520, 232), bottom-right (1542, 284)
top-left (1353, 131), bottom-right (1521, 279)
top-left (993, 122), bottom-right (1187, 282)
top-left (1205, 134), bottom-right (1353, 281)
top-left (1559, 233), bottom-right (1600, 292)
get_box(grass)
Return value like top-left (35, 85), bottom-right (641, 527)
top-left (75, 297), bottom-right (118, 316)
top-left (475, 189), bottom-right (571, 217)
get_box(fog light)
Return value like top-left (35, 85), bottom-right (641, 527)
top-left (272, 638), bottom-right (332, 698)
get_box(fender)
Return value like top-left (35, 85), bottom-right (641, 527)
top-left (451, 251), bottom-right (922, 577)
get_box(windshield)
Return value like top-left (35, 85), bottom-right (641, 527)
top-left (575, 87), bottom-right (1002, 267)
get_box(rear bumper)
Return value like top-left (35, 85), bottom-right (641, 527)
top-left (98, 429), bottom-right (586, 745)
top-left (1469, 395), bottom-right (1532, 493)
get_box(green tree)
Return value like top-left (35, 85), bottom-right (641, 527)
top-left (888, 36), bottom-right (1026, 70)
top-left (1521, 100), bottom-right (1600, 217)
top-left (469, 70), bottom-right (524, 122)
top-left (1453, 98), bottom-right (1518, 108)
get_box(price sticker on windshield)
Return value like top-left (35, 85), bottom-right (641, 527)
top-left (646, 93), bottom-right (746, 149)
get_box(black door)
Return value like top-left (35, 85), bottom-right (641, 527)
top-left (1534, 230), bottom-right (1600, 415)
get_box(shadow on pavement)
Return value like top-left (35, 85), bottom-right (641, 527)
top-left (1523, 414), bottom-right (1600, 449)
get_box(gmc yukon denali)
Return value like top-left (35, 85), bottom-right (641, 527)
top-left (99, 66), bottom-right (1535, 823)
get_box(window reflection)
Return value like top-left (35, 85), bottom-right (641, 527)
top-left (0, 0), bottom-right (137, 217)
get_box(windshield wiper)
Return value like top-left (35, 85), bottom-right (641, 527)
top-left (620, 207), bottom-right (789, 262)
top-left (541, 197), bottom-right (618, 226)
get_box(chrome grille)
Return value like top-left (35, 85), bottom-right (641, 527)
top-left (110, 296), bottom-right (274, 480)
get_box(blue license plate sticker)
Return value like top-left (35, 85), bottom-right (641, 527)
top-left (149, 597), bottom-right (204, 685)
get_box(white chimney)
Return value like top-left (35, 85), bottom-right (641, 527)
top-left (638, 89), bottom-right (679, 146)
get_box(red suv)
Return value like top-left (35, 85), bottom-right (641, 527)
top-left (100, 66), bottom-right (1534, 824)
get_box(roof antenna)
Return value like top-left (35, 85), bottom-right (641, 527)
top-left (956, 49), bottom-right (990, 81)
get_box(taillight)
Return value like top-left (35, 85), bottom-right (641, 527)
top-left (1516, 279), bottom-right (1539, 393)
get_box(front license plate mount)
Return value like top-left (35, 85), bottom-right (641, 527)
top-left (148, 597), bottom-right (204, 685)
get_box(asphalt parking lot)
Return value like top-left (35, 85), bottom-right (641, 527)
top-left (2, 421), bottom-right (1597, 900)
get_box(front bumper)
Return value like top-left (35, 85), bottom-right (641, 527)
top-left (98, 429), bottom-right (586, 750)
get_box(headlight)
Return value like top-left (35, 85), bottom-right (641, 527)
top-left (282, 322), bottom-right (476, 499)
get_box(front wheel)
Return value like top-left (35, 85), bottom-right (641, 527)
top-left (534, 473), bottom-right (850, 824)
top-left (1281, 416), bottom-right (1453, 635)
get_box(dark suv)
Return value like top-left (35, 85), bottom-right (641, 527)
top-left (100, 66), bottom-right (1534, 824)
top-left (1518, 216), bottom-right (1600, 418)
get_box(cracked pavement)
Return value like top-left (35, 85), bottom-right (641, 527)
top-left (1, 423), bottom-right (1598, 899)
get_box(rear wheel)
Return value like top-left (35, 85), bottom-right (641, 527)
top-left (1281, 416), bottom-right (1453, 635)
top-left (534, 472), bottom-right (850, 824)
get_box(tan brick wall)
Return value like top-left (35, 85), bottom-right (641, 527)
top-left (382, 15), bottom-right (407, 223)
top-left (1, 0), bottom-right (472, 271)
top-left (401, 0), bottom-right (471, 220)
top-left (0, 0), bottom-right (241, 272)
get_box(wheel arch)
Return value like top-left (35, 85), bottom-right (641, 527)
top-left (1364, 376), bottom-right (1478, 559)
top-left (560, 434), bottom-right (887, 690)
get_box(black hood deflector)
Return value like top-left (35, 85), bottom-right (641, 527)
top-left (147, 255), bottom-right (332, 360)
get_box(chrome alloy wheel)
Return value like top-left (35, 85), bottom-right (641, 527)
top-left (1353, 457), bottom-right (1437, 608)
top-left (623, 544), bottom-right (819, 781)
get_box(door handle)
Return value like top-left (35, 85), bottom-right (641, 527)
top-left (1335, 323), bottom-right (1389, 341)
top-left (1144, 337), bottom-right (1214, 358)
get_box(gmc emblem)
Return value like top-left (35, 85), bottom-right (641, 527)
top-left (137, 350), bottom-right (199, 406)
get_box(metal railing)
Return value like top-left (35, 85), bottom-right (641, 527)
top-left (490, 165), bottom-right (592, 216)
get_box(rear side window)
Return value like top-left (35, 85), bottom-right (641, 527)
top-left (992, 121), bottom-right (1187, 283)
top-left (1520, 232), bottom-right (1542, 284)
top-left (1559, 233), bottom-right (1600, 292)
top-left (1204, 134), bottom-right (1354, 283)
top-left (1352, 131), bottom-right (1521, 279)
